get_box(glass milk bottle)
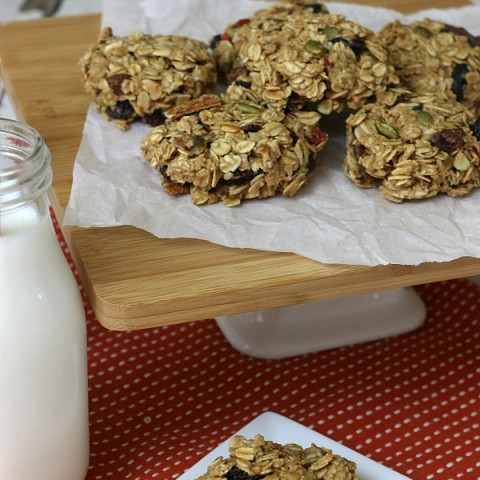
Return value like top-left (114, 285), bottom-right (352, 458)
top-left (0, 118), bottom-right (89, 480)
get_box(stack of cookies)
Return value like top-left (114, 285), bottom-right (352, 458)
top-left (80, 0), bottom-right (480, 206)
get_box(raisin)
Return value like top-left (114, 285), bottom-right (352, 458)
top-left (227, 65), bottom-right (250, 84)
top-left (241, 124), bottom-right (262, 133)
top-left (451, 63), bottom-right (469, 102)
top-left (472, 117), bottom-right (480, 141)
top-left (286, 93), bottom-right (309, 113)
top-left (225, 466), bottom-right (265, 480)
top-left (142, 109), bottom-right (166, 127)
top-left (431, 128), bottom-right (465, 153)
top-left (106, 100), bottom-right (135, 120)
top-left (106, 73), bottom-right (131, 95)
top-left (441, 24), bottom-right (480, 47)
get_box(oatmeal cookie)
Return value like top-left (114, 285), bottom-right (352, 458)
top-left (141, 90), bottom-right (328, 207)
top-left (378, 19), bottom-right (480, 115)
top-left (80, 27), bottom-right (217, 129)
top-left (210, 1), bottom-right (329, 76)
top-left (344, 93), bottom-right (480, 202)
top-left (213, 10), bottom-right (398, 114)
top-left (195, 434), bottom-right (359, 480)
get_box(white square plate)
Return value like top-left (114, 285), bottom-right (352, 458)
top-left (178, 411), bottom-right (411, 479)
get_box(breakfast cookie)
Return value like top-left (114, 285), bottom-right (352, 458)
top-left (212, 9), bottom-right (398, 115)
top-left (80, 27), bottom-right (217, 129)
top-left (210, 1), bottom-right (329, 76)
top-left (378, 19), bottom-right (480, 115)
top-left (195, 434), bottom-right (359, 480)
top-left (141, 91), bottom-right (328, 207)
top-left (344, 93), bottom-right (480, 202)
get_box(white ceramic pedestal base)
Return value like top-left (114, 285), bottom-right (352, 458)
top-left (215, 287), bottom-right (426, 359)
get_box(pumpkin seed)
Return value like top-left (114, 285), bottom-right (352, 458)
top-left (376, 122), bottom-right (399, 139)
top-left (413, 25), bottom-right (433, 38)
top-left (304, 39), bottom-right (324, 53)
top-left (417, 110), bottom-right (433, 125)
top-left (191, 135), bottom-right (206, 154)
top-left (235, 103), bottom-right (263, 114)
top-left (323, 26), bottom-right (339, 38)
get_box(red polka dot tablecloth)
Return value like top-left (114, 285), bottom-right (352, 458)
top-left (55, 217), bottom-right (480, 480)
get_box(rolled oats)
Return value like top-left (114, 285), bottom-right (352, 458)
top-left (344, 93), bottom-right (480, 202)
top-left (80, 27), bottom-right (217, 129)
top-left (195, 434), bottom-right (359, 480)
top-left (378, 19), bottom-right (480, 116)
top-left (141, 86), bottom-right (328, 207)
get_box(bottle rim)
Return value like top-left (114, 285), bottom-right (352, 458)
top-left (0, 118), bottom-right (52, 214)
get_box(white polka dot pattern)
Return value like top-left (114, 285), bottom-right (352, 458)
top-left (53, 213), bottom-right (480, 480)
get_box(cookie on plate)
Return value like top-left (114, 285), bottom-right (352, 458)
top-left (378, 19), bottom-right (480, 115)
top-left (195, 434), bottom-right (359, 480)
top-left (141, 90), bottom-right (327, 207)
top-left (344, 93), bottom-right (480, 202)
top-left (80, 27), bottom-right (217, 129)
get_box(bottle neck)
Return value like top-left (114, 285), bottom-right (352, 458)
top-left (0, 118), bottom-right (52, 234)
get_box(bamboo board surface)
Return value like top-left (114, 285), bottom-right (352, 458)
top-left (0, 0), bottom-right (478, 330)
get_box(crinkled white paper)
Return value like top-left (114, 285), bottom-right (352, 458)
top-left (64, 0), bottom-right (480, 266)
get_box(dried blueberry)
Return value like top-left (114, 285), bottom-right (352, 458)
top-left (305, 3), bottom-right (327, 13)
top-left (472, 117), bottom-right (480, 141)
top-left (451, 63), bottom-right (469, 102)
top-left (225, 466), bottom-right (265, 480)
top-left (209, 33), bottom-right (222, 50)
top-left (329, 37), bottom-right (349, 48)
top-left (431, 128), bottom-right (465, 153)
top-left (106, 100), bottom-right (135, 120)
top-left (235, 80), bottom-right (252, 89)
top-left (348, 37), bottom-right (366, 56)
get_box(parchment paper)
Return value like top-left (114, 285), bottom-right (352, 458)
top-left (63, 0), bottom-right (480, 266)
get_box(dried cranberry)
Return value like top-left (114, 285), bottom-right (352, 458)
top-left (106, 100), bottom-right (135, 120)
top-left (310, 127), bottom-right (328, 146)
top-left (472, 117), bottom-right (480, 141)
top-left (451, 63), bottom-right (469, 102)
top-left (226, 466), bottom-right (265, 480)
top-left (106, 73), bottom-right (131, 95)
top-left (431, 128), bottom-right (465, 153)
top-left (235, 18), bottom-right (251, 26)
